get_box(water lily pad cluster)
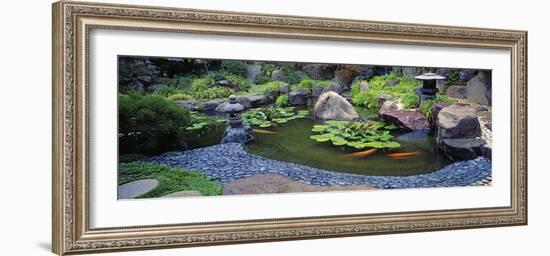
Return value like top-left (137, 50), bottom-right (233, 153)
top-left (243, 107), bottom-right (310, 128)
top-left (185, 111), bottom-right (225, 131)
top-left (310, 120), bottom-right (401, 149)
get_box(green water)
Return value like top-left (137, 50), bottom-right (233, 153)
top-left (245, 118), bottom-right (451, 176)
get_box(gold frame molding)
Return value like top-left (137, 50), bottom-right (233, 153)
top-left (52, 1), bottom-right (528, 255)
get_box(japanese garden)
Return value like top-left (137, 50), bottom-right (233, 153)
top-left (117, 56), bottom-right (492, 199)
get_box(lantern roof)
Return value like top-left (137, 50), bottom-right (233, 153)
top-left (414, 72), bottom-right (446, 80)
top-left (224, 95), bottom-right (244, 112)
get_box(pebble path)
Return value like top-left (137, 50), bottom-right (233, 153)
top-left (147, 143), bottom-right (492, 189)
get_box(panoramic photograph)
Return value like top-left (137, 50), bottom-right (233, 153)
top-left (117, 56), bottom-right (493, 199)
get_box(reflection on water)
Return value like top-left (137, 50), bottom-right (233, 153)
top-left (245, 118), bottom-right (451, 176)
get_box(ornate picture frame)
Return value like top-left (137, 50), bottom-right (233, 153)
top-left (52, 1), bottom-right (527, 255)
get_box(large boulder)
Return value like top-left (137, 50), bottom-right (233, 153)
top-left (431, 102), bottom-right (452, 123)
top-left (459, 69), bottom-right (477, 81)
top-left (435, 104), bottom-right (481, 142)
top-left (146, 83), bottom-right (166, 93)
top-left (379, 109), bottom-right (430, 131)
top-left (216, 80), bottom-right (240, 91)
top-left (445, 85), bottom-right (467, 99)
top-left (466, 70), bottom-right (491, 105)
top-left (440, 138), bottom-right (485, 161)
top-left (246, 64), bottom-right (263, 83)
top-left (176, 100), bottom-right (200, 111)
top-left (202, 100), bottom-right (223, 111)
top-left (314, 91), bottom-right (359, 121)
top-left (312, 85), bottom-right (325, 98)
top-left (302, 64), bottom-right (323, 80)
top-left (278, 83), bottom-right (291, 94)
top-left (322, 83), bottom-right (344, 94)
top-left (236, 96), bottom-right (252, 109)
top-left (127, 78), bottom-right (145, 93)
top-left (247, 94), bottom-right (269, 107)
top-left (289, 89), bottom-right (309, 106)
top-left (359, 81), bottom-right (370, 93)
top-left (271, 69), bottom-right (285, 81)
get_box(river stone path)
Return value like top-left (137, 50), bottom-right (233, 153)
top-left (118, 179), bottom-right (159, 199)
top-left (147, 143), bottom-right (491, 189)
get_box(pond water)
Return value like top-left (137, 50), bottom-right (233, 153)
top-left (245, 118), bottom-right (451, 176)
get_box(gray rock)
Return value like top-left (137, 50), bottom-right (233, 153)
top-left (176, 100), bottom-right (200, 111)
top-left (202, 100), bottom-right (223, 111)
top-left (216, 80), bottom-right (240, 91)
top-left (436, 80), bottom-right (448, 94)
top-left (289, 89), bottom-right (309, 105)
top-left (221, 125), bottom-right (254, 144)
top-left (436, 68), bottom-right (453, 77)
top-left (247, 95), bottom-right (269, 107)
top-left (312, 85), bottom-right (324, 98)
top-left (385, 78), bottom-right (399, 87)
top-left (436, 104), bottom-right (481, 142)
top-left (264, 89), bottom-right (279, 99)
top-left (236, 96), bottom-right (252, 109)
top-left (402, 67), bottom-right (424, 79)
top-left (128, 78), bottom-right (145, 93)
top-left (278, 83), bottom-right (291, 94)
top-left (246, 64), bottom-right (263, 83)
top-left (466, 70), bottom-right (491, 105)
top-left (379, 109), bottom-right (430, 131)
top-left (314, 91), bottom-right (359, 121)
top-left (137, 75), bottom-right (153, 84)
top-left (446, 85), bottom-right (467, 99)
top-left (431, 103), bottom-right (452, 123)
top-left (459, 69), bottom-right (477, 81)
top-left (322, 83), bottom-right (344, 94)
top-left (379, 100), bottom-right (401, 112)
top-left (146, 84), bottom-right (166, 93)
top-left (271, 69), bottom-right (285, 81)
top-left (335, 70), bottom-right (354, 86)
top-left (302, 64), bottom-right (323, 79)
top-left (118, 179), bottom-right (159, 199)
top-left (359, 81), bottom-right (370, 93)
top-left (440, 138), bottom-right (485, 161)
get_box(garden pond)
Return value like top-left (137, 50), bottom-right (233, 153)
top-left (182, 110), bottom-right (451, 177)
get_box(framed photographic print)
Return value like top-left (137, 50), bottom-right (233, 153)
top-left (52, 1), bottom-right (527, 255)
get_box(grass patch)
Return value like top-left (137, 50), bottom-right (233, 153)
top-left (118, 162), bottom-right (222, 198)
top-left (248, 80), bottom-right (286, 94)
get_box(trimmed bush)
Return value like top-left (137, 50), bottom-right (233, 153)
top-left (275, 95), bottom-right (289, 107)
top-left (118, 94), bottom-right (191, 155)
top-left (167, 93), bottom-right (193, 101)
top-left (221, 60), bottom-right (247, 76)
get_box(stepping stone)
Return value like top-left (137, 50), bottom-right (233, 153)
top-left (162, 190), bottom-right (202, 198)
top-left (118, 179), bottom-right (159, 199)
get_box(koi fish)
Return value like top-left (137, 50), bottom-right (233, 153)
top-left (347, 148), bottom-right (377, 158)
top-left (252, 129), bottom-right (277, 135)
top-left (386, 151), bottom-right (419, 158)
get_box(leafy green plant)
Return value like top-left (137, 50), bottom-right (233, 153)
top-left (226, 74), bottom-right (254, 91)
top-left (243, 107), bottom-right (309, 128)
top-left (206, 71), bottom-right (226, 81)
top-left (310, 120), bottom-right (400, 149)
top-left (167, 93), bottom-right (193, 101)
top-left (187, 77), bottom-right (232, 99)
top-left (248, 81), bottom-right (286, 94)
top-left (118, 94), bottom-right (191, 155)
top-left (155, 86), bottom-right (183, 97)
top-left (118, 162), bottom-right (222, 198)
top-left (419, 94), bottom-right (455, 121)
top-left (351, 73), bottom-right (421, 110)
top-left (275, 95), bottom-right (289, 107)
top-left (445, 71), bottom-right (460, 86)
top-left (221, 60), bottom-right (247, 76)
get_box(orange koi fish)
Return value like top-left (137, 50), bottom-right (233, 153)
top-left (347, 148), bottom-right (378, 158)
top-left (252, 129), bottom-right (277, 135)
top-left (386, 151), bottom-right (419, 158)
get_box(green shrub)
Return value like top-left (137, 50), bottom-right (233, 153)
top-left (419, 94), bottom-right (455, 121)
top-left (155, 86), bottom-right (183, 97)
top-left (118, 94), bottom-right (191, 155)
top-left (226, 74), bottom-right (254, 91)
top-left (445, 71), bottom-right (460, 85)
top-left (167, 93), bottom-right (193, 101)
top-left (118, 162), bottom-right (222, 198)
top-left (401, 93), bottom-right (420, 109)
top-left (275, 95), bottom-right (289, 107)
top-left (298, 79), bottom-right (314, 90)
top-left (248, 81), bottom-right (286, 94)
top-left (206, 71), bottom-right (226, 81)
top-left (351, 73), bottom-right (421, 110)
top-left (192, 87), bottom-right (233, 99)
top-left (221, 60), bottom-right (247, 76)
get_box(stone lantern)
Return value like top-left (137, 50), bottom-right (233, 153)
top-left (224, 95), bottom-right (244, 128)
top-left (220, 95), bottom-right (254, 144)
top-left (415, 72), bottom-right (446, 104)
